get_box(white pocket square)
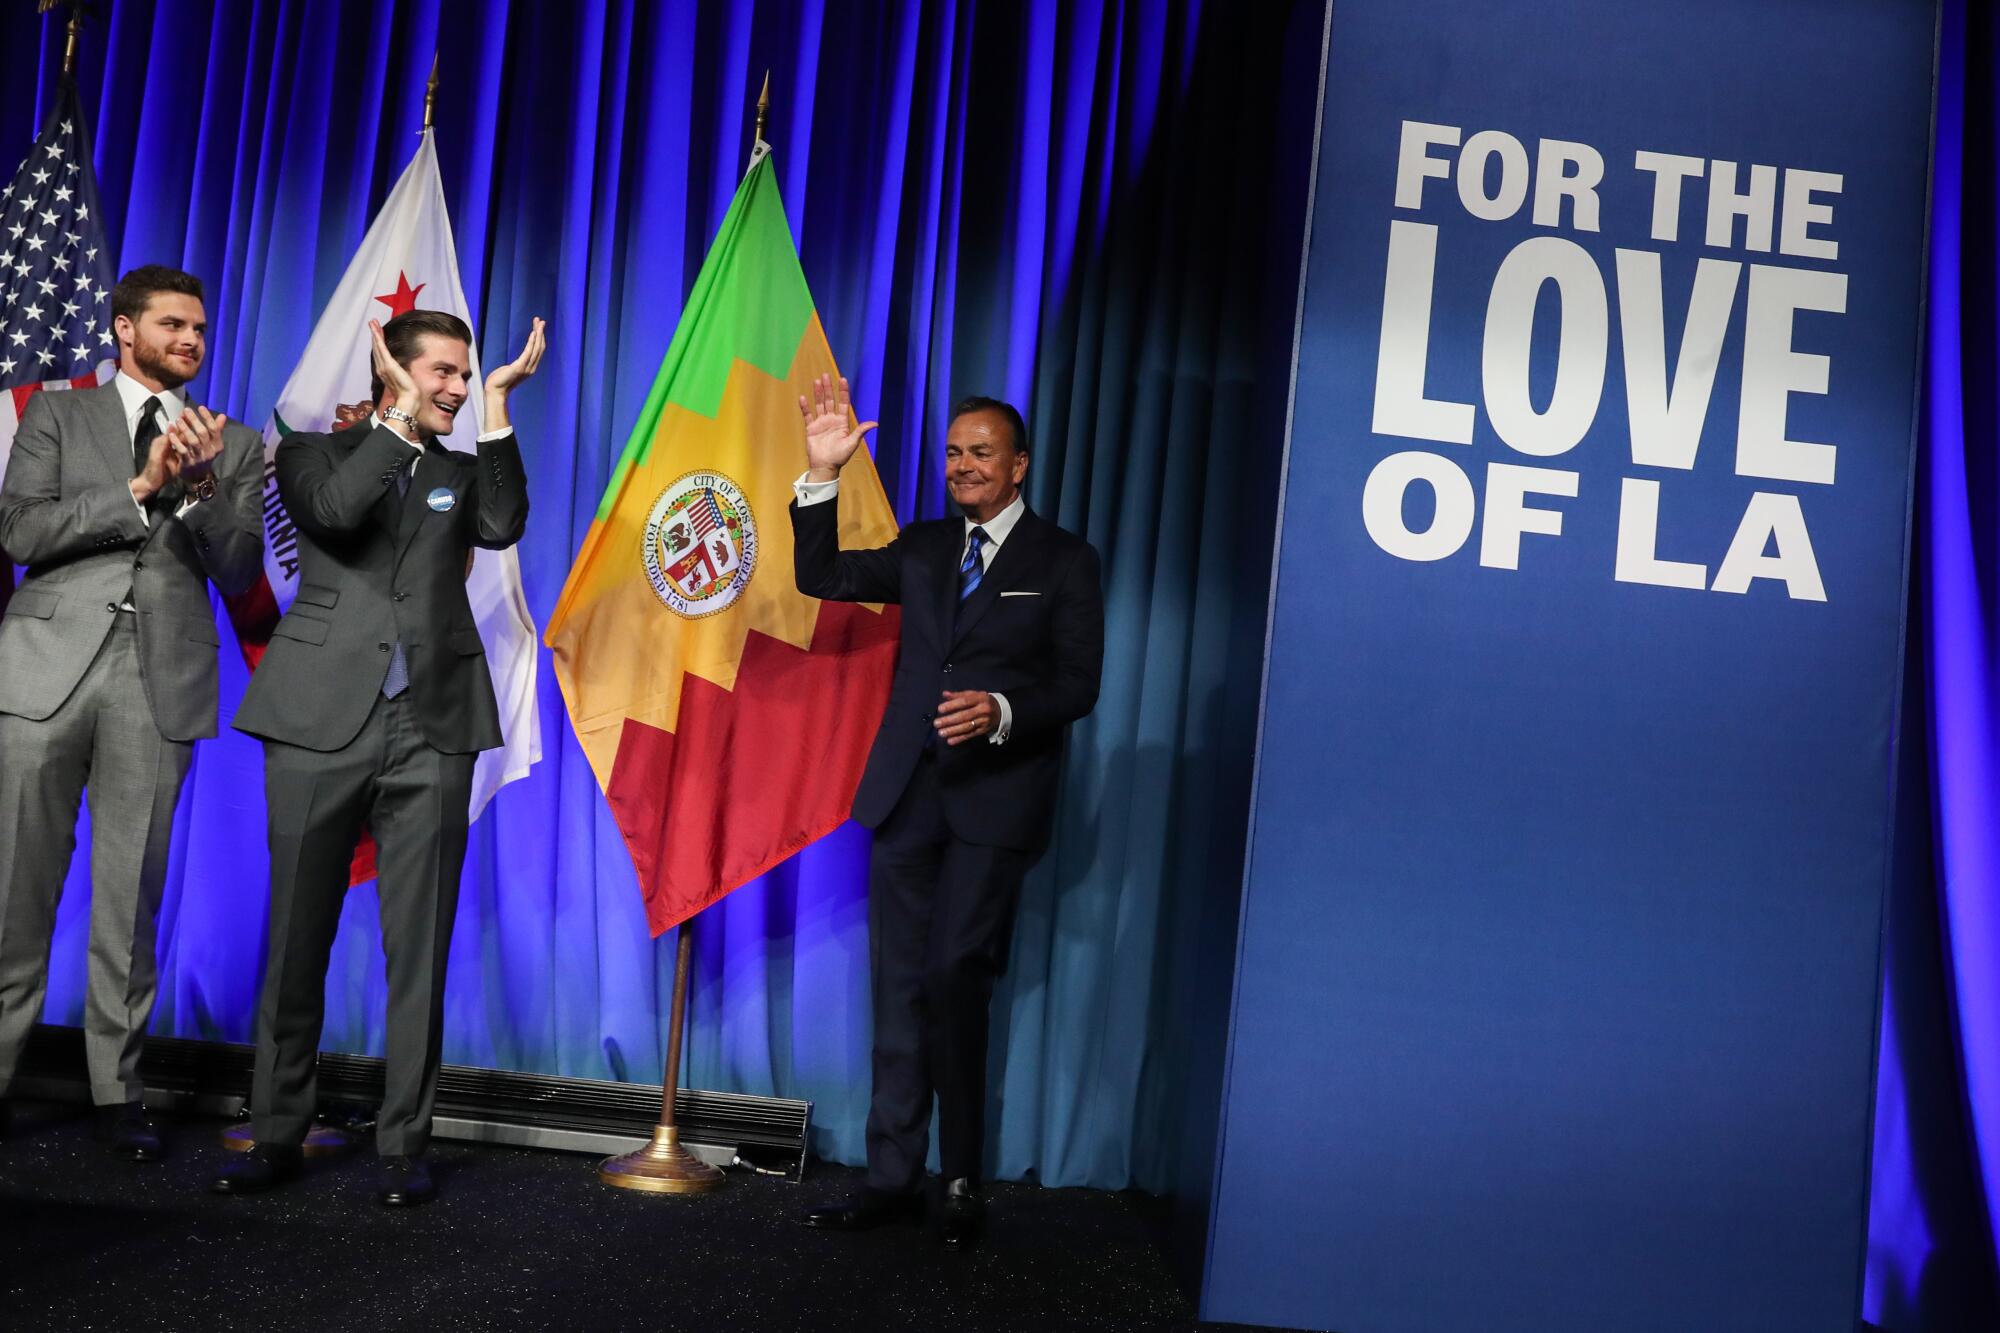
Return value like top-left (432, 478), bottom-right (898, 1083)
top-left (999, 590), bottom-right (1041, 598)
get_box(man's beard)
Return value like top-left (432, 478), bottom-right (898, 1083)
top-left (133, 339), bottom-right (194, 389)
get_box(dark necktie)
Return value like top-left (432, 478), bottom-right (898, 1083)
top-left (132, 395), bottom-right (160, 476)
top-left (959, 526), bottom-right (989, 602)
top-left (132, 396), bottom-right (181, 519)
top-left (134, 392), bottom-right (188, 516)
top-left (381, 454), bottom-right (414, 699)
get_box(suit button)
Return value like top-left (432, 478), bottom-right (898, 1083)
top-left (921, 712), bottom-right (934, 722)
top-left (133, 559), bottom-right (145, 571)
top-left (394, 593), bottom-right (407, 602)
top-left (378, 642), bottom-right (390, 652)
top-left (105, 602), bottom-right (117, 612)
top-left (941, 663), bottom-right (952, 673)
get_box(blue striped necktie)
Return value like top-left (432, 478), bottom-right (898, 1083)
top-left (959, 526), bottom-right (989, 601)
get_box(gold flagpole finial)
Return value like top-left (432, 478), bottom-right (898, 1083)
top-left (755, 70), bottom-right (770, 145)
top-left (423, 48), bottom-right (441, 131)
top-left (37, 0), bottom-right (83, 77)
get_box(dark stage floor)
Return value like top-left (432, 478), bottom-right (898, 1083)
top-left (0, 1100), bottom-right (1279, 1332)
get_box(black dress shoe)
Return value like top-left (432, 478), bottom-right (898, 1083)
top-left (937, 1177), bottom-right (984, 1251)
top-left (802, 1188), bottom-right (924, 1231)
top-left (95, 1103), bottom-right (167, 1163)
top-left (211, 1144), bottom-right (304, 1194)
top-left (376, 1154), bottom-right (435, 1207)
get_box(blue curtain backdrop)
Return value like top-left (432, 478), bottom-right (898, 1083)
top-left (1866, 1), bottom-right (2000, 1329)
top-left (0, 0), bottom-right (1301, 1192)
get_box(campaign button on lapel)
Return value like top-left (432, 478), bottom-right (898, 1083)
top-left (426, 487), bottom-right (457, 513)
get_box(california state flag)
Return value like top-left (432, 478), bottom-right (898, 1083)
top-left (236, 129), bottom-right (540, 821)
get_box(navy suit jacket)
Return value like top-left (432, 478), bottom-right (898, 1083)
top-left (791, 493), bottom-right (1104, 852)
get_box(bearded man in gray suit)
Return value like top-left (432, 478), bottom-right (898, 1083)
top-left (0, 265), bottom-right (264, 1159)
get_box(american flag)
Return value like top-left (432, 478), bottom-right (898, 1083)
top-left (689, 488), bottom-right (725, 539)
top-left (0, 79), bottom-right (119, 606)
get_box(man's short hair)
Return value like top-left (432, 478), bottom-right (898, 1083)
top-left (110, 266), bottom-right (204, 325)
top-left (949, 396), bottom-right (1029, 456)
top-left (368, 309), bottom-right (475, 404)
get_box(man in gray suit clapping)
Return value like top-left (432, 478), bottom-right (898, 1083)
top-left (0, 265), bottom-right (263, 1159)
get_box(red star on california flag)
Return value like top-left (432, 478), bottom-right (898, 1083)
top-left (373, 271), bottom-right (426, 318)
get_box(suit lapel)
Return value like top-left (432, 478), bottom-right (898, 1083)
top-left (928, 522), bottom-right (961, 654)
top-left (84, 382), bottom-right (135, 483)
top-left (394, 443), bottom-right (443, 562)
top-left (949, 509), bottom-right (1048, 648)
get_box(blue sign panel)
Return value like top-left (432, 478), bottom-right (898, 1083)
top-left (1207, 2), bottom-right (1938, 1330)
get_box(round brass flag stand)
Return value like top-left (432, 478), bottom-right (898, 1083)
top-left (599, 920), bottom-right (723, 1194)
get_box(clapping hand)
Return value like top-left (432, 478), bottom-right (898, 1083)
top-left (799, 373), bottom-right (876, 481)
top-left (483, 316), bottom-right (547, 433)
top-left (131, 407), bottom-right (228, 503)
top-left (485, 317), bottom-right (547, 398)
top-left (163, 407), bottom-right (228, 480)
top-left (368, 318), bottom-right (426, 427)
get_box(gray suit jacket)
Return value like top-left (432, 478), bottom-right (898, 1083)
top-left (0, 381), bottom-right (264, 740)
top-left (233, 421), bottom-right (529, 754)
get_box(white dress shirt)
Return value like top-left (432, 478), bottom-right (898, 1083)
top-left (793, 473), bottom-right (1020, 745)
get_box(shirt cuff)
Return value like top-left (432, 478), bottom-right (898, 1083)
top-left (130, 484), bottom-right (149, 527)
top-left (476, 427), bottom-right (513, 443)
top-left (793, 473), bottom-right (840, 506)
top-left (988, 692), bottom-right (1013, 745)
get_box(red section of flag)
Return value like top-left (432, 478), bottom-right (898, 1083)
top-left (222, 574), bottom-right (282, 670)
top-left (605, 600), bottom-right (902, 935)
top-left (223, 570), bottom-right (379, 886)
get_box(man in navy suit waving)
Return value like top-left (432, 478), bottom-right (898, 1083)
top-left (792, 375), bottom-right (1103, 1250)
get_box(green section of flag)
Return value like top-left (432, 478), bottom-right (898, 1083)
top-left (594, 154), bottom-right (813, 522)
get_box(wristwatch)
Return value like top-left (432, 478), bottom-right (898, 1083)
top-left (380, 405), bottom-right (421, 440)
top-left (187, 475), bottom-right (217, 503)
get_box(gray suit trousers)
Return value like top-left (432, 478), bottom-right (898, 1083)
top-left (0, 615), bottom-right (192, 1104)
top-left (252, 691), bottom-right (472, 1157)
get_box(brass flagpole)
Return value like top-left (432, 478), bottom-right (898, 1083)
top-left (36, 0), bottom-right (82, 76)
top-left (598, 918), bottom-right (721, 1192)
top-left (597, 71), bottom-right (779, 1198)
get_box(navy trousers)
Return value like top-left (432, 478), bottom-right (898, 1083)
top-left (864, 749), bottom-right (1032, 1192)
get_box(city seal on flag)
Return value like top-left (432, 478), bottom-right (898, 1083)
top-left (642, 471), bottom-right (758, 618)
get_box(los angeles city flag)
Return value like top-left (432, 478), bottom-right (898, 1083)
top-left (547, 146), bottom-right (899, 936)
top-left (229, 129), bottom-right (542, 865)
